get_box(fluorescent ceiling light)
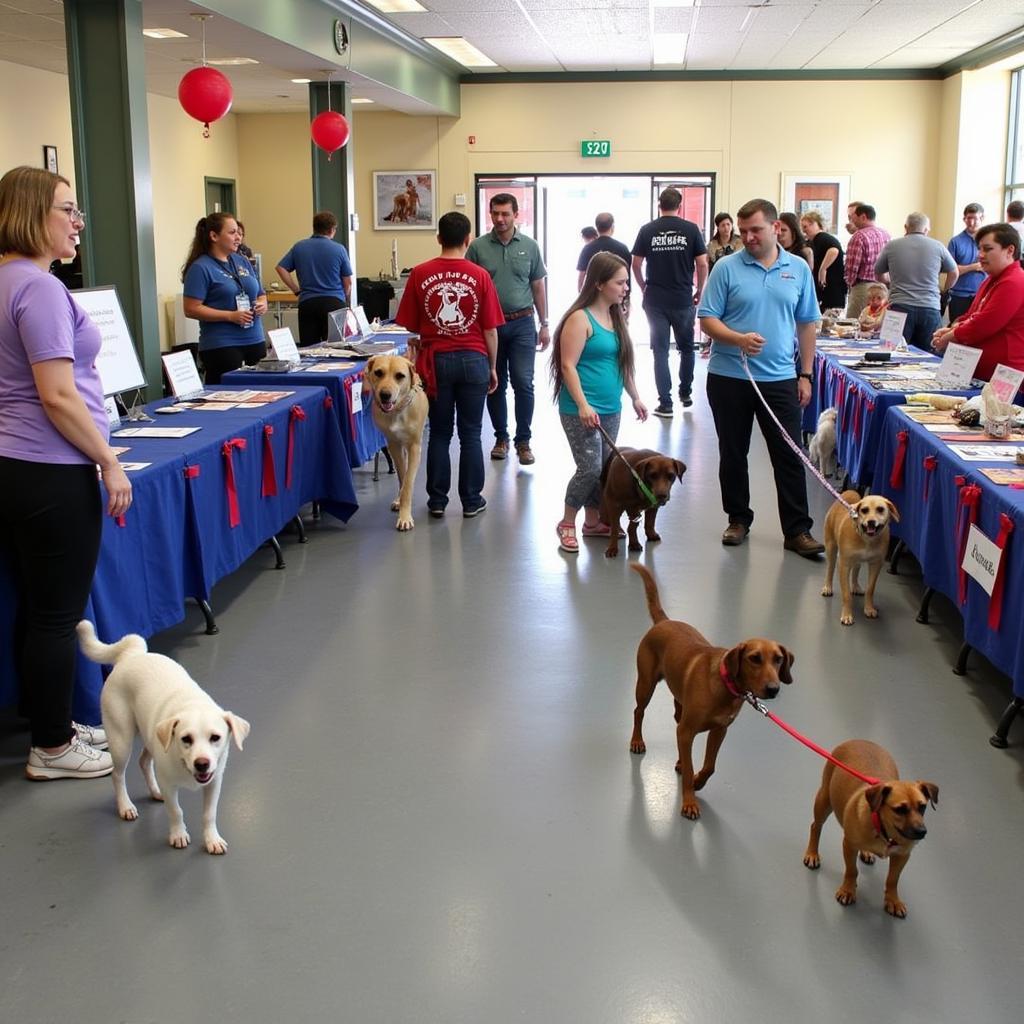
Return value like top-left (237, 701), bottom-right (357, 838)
top-left (143, 28), bottom-right (188, 39)
top-left (351, 98), bottom-right (375, 104)
top-left (206, 57), bottom-right (260, 66)
top-left (364, 0), bottom-right (427, 12)
top-left (291, 78), bottom-right (312, 83)
top-left (653, 33), bottom-right (687, 65)
top-left (424, 37), bottom-right (497, 68)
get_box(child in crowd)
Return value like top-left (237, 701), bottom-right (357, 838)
top-left (858, 282), bottom-right (890, 336)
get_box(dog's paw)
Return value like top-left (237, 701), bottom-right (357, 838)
top-left (680, 799), bottom-right (702, 820)
top-left (390, 499), bottom-right (400, 512)
top-left (859, 850), bottom-right (876, 865)
top-left (835, 886), bottom-right (857, 906)
top-left (840, 611), bottom-right (854, 625)
top-left (851, 585), bottom-right (865, 596)
top-left (803, 853), bottom-right (821, 870)
top-left (821, 585), bottom-right (833, 597)
top-left (395, 516), bottom-right (414, 531)
top-left (864, 606), bottom-right (879, 619)
top-left (629, 739), bottom-right (646, 754)
top-left (118, 801), bottom-right (139, 822)
top-left (884, 897), bottom-right (908, 919)
top-left (205, 833), bottom-right (228, 855)
top-left (169, 829), bottom-right (191, 849)
top-left (645, 531), bottom-right (661, 543)
top-left (604, 546), bottom-right (619, 558)
top-left (627, 540), bottom-right (643, 552)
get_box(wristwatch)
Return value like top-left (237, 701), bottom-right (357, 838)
top-left (797, 371), bottom-right (814, 382)
top-left (539, 320), bottom-right (549, 327)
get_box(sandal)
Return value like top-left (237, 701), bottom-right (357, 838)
top-left (556, 521), bottom-right (579, 553)
top-left (581, 521), bottom-right (624, 538)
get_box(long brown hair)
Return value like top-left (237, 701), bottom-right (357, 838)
top-left (550, 251), bottom-right (635, 400)
top-left (181, 211), bottom-right (236, 281)
top-left (0, 166), bottom-right (71, 257)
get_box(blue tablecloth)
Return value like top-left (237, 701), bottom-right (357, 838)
top-left (873, 407), bottom-right (1024, 698)
top-left (225, 333), bottom-right (411, 468)
top-left (807, 341), bottom-right (971, 487)
top-left (1, 385), bottom-right (356, 723)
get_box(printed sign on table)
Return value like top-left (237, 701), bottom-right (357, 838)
top-left (878, 309), bottom-right (907, 349)
top-left (161, 350), bottom-right (204, 397)
top-left (267, 327), bottom-right (300, 363)
top-left (988, 363), bottom-right (1024, 404)
top-left (936, 342), bottom-right (982, 388)
top-left (961, 523), bottom-right (1003, 596)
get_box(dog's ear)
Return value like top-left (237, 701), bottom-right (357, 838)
top-left (223, 713), bottom-right (251, 751)
top-left (723, 643), bottom-right (745, 683)
top-left (778, 645), bottom-right (795, 685)
top-left (155, 717), bottom-right (179, 752)
top-left (365, 356), bottom-right (378, 376)
top-left (404, 356), bottom-right (421, 388)
top-left (885, 499), bottom-right (901, 523)
top-left (865, 784), bottom-right (892, 812)
top-left (673, 459), bottom-right (687, 480)
top-left (918, 781), bottom-right (939, 808)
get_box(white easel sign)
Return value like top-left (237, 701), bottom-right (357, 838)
top-left (267, 327), bottom-right (300, 363)
top-left (961, 523), bottom-right (1002, 596)
top-left (104, 395), bottom-right (121, 428)
top-left (350, 379), bottom-right (363, 414)
top-left (988, 363), bottom-right (1024, 404)
top-left (353, 305), bottom-right (372, 338)
top-left (936, 342), bottom-right (982, 388)
top-left (161, 350), bottom-right (204, 398)
top-left (72, 286), bottom-right (146, 397)
top-left (878, 309), bottom-right (907, 349)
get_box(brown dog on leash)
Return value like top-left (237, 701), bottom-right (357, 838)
top-left (365, 354), bottom-right (428, 531)
top-left (822, 491), bottom-right (900, 625)
top-left (803, 740), bottom-right (938, 918)
top-left (599, 448), bottom-right (685, 557)
top-left (629, 564), bottom-right (794, 819)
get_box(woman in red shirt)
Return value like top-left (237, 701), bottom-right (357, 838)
top-left (932, 223), bottom-right (1024, 379)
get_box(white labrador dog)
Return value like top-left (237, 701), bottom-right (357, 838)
top-left (809, 407), bottom-right (838, 478)
top-left (77, 621), bottom-right (250, 855)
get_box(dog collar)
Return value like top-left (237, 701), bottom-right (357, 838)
top-left (718, 661), bottom-right (744, 699)
top-left (870, 810), bottom-right (900, 848)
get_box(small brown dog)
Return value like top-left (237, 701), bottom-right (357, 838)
top-left (803, 740), bottom-right (938, 918)
top-left (364, 354), bottom-right (428, 531)
top-left (599, 448), bottom-right (685, 557)
top-left (629, 564), bottom-right (794, 819)
top-left (822, 490), bottom-right (900, 625)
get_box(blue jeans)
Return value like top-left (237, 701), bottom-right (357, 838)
top-left (645, 303), bottom-right (695, 405)
top-left (426, 349), bottom-right (491, 511)
top-left (487, 317), bottom-right (537, 445)
top-left (890, 303), bottom-right (940, 350)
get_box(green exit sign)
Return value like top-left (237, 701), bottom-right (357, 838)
top-left (581, 140), bottom-right (611, 158)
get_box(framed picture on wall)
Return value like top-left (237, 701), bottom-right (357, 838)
top-left (43, 145), bottom-right (58, 174)
top-left (781, 174), bottom-right (851, 236)
top-left (372, 171), bottom-right (436, 230)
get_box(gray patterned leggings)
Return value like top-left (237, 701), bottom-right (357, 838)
top-left (560, 411), bottom-right (621, 510)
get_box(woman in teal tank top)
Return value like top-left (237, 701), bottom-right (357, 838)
top-left (550, 252), bottom-right (648, 553)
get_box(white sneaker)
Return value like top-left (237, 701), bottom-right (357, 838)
top-left (73, 721), bottom-right (108, 749)
top-left (25, 739), bottom-right (113, 780)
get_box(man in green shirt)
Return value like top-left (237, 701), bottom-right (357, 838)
top-left (466, 193), bottom-right (549, 464)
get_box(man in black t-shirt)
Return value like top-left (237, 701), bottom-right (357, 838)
top-left (631, 189), bottom-right (709, 416)
top-left (576, 212), bottom-right (633, 312)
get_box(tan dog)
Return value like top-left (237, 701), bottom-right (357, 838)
top-left (599, 448), bottom-right (686, 557)
top-left (803, 740), bottom-right (938, 918)
top-left (629, 565), bottom-right (794, 819)
top-left (365, 354), bottom-right (428, 531)
top-left (822, 490), bottom-right (900, 624)
top-left (387, 183), bottom-right (419, 223)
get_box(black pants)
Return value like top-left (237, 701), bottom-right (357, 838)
top-left (0, 458), bottom-right (102, 747)
top-left (947, 293), bottom-right (974, 323)
top-left (200, 341), bottom-right (267, 385)
top-left (706, 373), bottom-right (812, 538)
top-left (298, 296), bottom-right (345, 346)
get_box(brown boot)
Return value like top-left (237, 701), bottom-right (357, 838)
top-left (721, 523), bottom-right (749, 546)
top-left (490, 439), bottom-right (509, 460)
top-left (516, 444), bottom-right (535, 465)
top-left (783, 532), bottom-right (825, 558)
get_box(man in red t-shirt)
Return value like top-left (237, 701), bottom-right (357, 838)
top-left (396, 212), bottom-right (504, 518)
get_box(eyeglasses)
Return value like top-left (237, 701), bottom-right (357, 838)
top-left (53, 204), bottom-right (86, 223)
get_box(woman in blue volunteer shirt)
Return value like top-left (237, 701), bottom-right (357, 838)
top-left (182, 213), bottom-right (267, 384)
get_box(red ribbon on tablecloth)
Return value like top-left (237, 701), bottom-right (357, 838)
top-left (262, 425), bottom-right (277, 498)
top-left (956, 481), bottom-right (982, 606)
top-left (286, 405), bottom-right (307, 489)
top-left (889, 430), bottom-right (909, 489)
top-left (922, 454), bottom-right (938, 502)
top-left (184, 465), bottom-right (200, 479)
top-left (852, 386), bottom-right (863, 441)
top-left (221, 437), bottom-right (247, 528)
top-left (323, 395), bottom-right (334, 410)
top-left (988, 513), bottom-right (1015, 630)
top-left (837, 378), bottom-right (848, 431)
top-left (115, 514), bottom-right (126, 528)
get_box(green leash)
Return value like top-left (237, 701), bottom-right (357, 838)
top-left (594, 421), bottom-right (659, 509)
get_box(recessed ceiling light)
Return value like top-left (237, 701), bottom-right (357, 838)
top-left (364, 0), bottom-right (427, 12)
top-left (143, 28), bottom-right (188, 39)
top-left (424, 37), bottom-right (497, 68)
top-left (291, 78), bottom-right (312, 84)
top-left (351, 98), bottom-right (375, 104)
top-left (206, 57), bottom-right (260, 66)
top-left (653, 33), bottom-right (687, 65)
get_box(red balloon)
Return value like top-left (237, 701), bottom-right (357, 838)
top-left (311, 111), bottom-right (350, 158)
top-left (178, 67), bottom-right (233, 135)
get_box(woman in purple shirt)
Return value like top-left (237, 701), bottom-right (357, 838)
top-left (0, 166), bottom-right (131, 781)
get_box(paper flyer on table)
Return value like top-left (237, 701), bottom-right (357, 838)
top-left (112, 426), bottom-right (200, 438)
top-left (946, 443), bottom-right (1022, 461)
top-left (979, 467), bottom-right (1024, 484)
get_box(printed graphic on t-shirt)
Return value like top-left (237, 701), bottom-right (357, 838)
top-left (650, 232), bottom-right (691, 251)
top-left (421, 272), bottom-right (481, 335)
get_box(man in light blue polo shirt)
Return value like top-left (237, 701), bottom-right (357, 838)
top-left (698, 198), bottom-right (824, 558)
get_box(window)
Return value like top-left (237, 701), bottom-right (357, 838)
top-left (1005, 69), bottom-right (1024, 207)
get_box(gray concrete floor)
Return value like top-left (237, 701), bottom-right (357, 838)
top-left (2, 347), bottom-right (1022, 1024)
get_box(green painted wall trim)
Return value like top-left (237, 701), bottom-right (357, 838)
top-left (938, 24), bottom-right (1024, 78)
